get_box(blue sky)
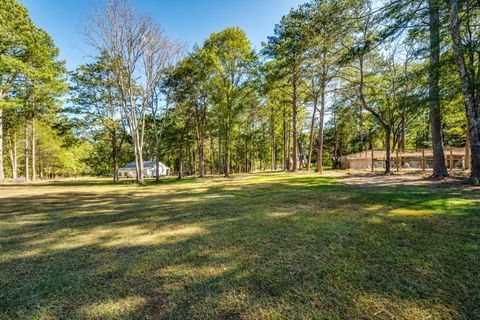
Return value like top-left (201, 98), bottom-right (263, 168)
top-left (20, 0), bottom-right (304, 71)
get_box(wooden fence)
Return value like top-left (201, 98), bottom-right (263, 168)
top-left (339, 147), bottom-right (470, 171)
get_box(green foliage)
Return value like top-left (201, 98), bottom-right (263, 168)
top-left (0, 0), bottom-right (35, 100)
top-left (34, 121), bottom-right (91, 177)
top-left (162, 27), bottom-right (257, 176)
top-left (70, 54), bottom-right (127, 179)
top-left (204, 27), bottom-right (257, 136)
top-left (0, 0), bottom-right (75, 180)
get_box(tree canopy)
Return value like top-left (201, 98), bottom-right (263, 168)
top-left (1, 0), bottom-right (478, 184)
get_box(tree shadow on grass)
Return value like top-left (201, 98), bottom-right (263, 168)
top-left (0, 176), bottom-right (479, 319)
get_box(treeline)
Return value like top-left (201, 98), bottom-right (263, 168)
top-left (0, 0), bottom-right (91, 180)
top-left (1, 0), bottom-right (479, 184)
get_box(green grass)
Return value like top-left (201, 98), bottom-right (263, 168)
top-left (0, 172), bottom-right (479, 319)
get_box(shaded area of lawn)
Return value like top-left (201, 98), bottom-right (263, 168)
top-left (0, 173), bottom-right (479, 319)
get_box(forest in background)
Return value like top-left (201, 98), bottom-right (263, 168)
top-left (1, 0), bottom-right (479, 183)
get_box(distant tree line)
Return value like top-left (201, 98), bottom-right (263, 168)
top-left (1, 0), bottom-right (479, 184)
top-left (0, 0), bottom-right (82, 180)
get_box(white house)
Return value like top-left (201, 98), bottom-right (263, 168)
top-left (118, 161), bottom-right (170, 178)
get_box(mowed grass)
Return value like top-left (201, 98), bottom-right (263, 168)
top-left (0, 173), bottom-right (479, 319)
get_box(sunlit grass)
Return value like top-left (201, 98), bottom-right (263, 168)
top-left (0, 172), bottom-right (479, 319)
top-left (78, 296), bottom-right (147, 319)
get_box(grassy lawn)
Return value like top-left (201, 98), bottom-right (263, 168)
top-left (0, 172), bottom-right (479, 319)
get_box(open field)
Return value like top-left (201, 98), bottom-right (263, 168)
top-left (0, 172), bottom-right (479, 319)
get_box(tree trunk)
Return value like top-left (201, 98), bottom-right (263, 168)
top-left (287, 119), bottom-right (291, 171)
top-left (112, 129), bottom-right (120, 183)
top-left (244, 140), bottom-right (248, 172)
top-left (178, 145), bottom-right (183, 179)
top-left (210, 134), bottom-right (215, 176)
top-left (187, 142), bottom-right (191, 175)
top-left (251, 119), bottom-right (256, 172)
top-left (236, 142), bottom-right (240, 173)
top-left (358, 54), bottom-right (370, 154)
top-left (136, 152), bottom-right (144, 183)
top-left (282, 107), bottom-right (287, 170)
top-left (218, 132), bottom-right (222, 175)
top-left (0, 108), bottom-right (4, 181)
top-left (385, 126), bottom-right (392, 174)
top-left (8, 132), bottom-right (18, 179)
top-left (297, 139), bottom-right (304, 168)
top-left (270, 106), bottom-right (276, 170)
top-left (198, 134), bottom-right (205, 177)
top-left (31, 111), bottom-right (35, 181)
top-left (316, 83), bottom-right (326, 173)
top-left (133, 131), bottom-right (144, 184)
top-left (191, 142), bottom-right (196, 175)
top-left (38, 142), bottom-right (42, 179)
top-left (448, 0), bottom-right (480, 184)
top-left (307, 95), bottom-right (318, 171)
top-left (113, 151), bottom-right (119, 182)
top-left (30, 95), bottom-right (37, 181)
top-left (24, 122), bottom-right (29, 181)
top-left (224, 135), bottom-right (230, 178)
top-left (359, 106), bottom-right (365, 151)
top-left (333, 109), bottom-right (339, 169)
top-left (291, 72), bottom-right (298, 172)
top-left (358, 53), bottom-right (392, 174)
top-left (429, 0), bottom-right (448, 177)
top-left (154, 131), bottom-right (160, 182)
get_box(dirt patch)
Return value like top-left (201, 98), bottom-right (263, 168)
top-left (336, 170), bottom-right (472, 188)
